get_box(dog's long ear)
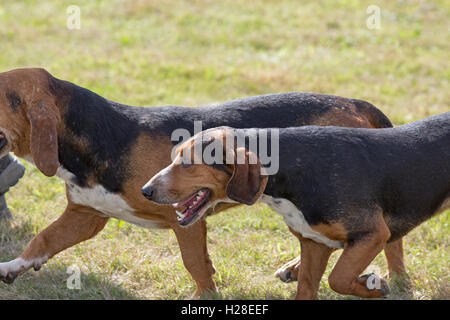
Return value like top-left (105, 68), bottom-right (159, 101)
top-left (226, 147), bottom-right (268, 205)
top-left (28, 100), bottom-right (60, 176)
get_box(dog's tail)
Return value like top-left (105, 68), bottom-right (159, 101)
top-left (351, 99), bottom-right (393, 128)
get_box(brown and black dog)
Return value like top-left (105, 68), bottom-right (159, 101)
top-left (0, 68), bottom-right (402, 297)
top-left (143, 114), bottom-right (449, 299)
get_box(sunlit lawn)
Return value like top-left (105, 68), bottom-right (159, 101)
top-left (0, 0), bottom-right (448, 299)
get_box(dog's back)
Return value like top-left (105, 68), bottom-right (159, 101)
top-left (121, 92), bottom-right (393, 136)
top-left (55, 80), bottom-right (392, 192)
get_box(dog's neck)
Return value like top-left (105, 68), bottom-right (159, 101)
top-left (54, 81), bottom-right (143, 192)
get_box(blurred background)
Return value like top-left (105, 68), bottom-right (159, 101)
top-left (0, 0), bottom-right (448, 299)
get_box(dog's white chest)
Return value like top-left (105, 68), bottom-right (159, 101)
top-left (56, 167), bottom-right (160, 229)
top-left (260, 195), bottom-right (343, 248)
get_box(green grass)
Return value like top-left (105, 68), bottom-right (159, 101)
top-left (0, 0), bottom-right (448, 299)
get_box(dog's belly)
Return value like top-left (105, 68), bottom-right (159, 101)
top-left (56, 167), bottom-right (161, 229)
top-left (260, 195), bottom-right (343, 248)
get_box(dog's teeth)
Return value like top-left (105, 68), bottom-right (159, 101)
top-left (193, 201), bottom-right (198, 205)
top-left (176, 210), bottom-right (185, 218)
top-left (198, 191), bottom-right (204, 196)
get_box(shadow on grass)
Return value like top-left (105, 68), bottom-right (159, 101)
top-left (200, 290), bottom-right (294, 300)
top-left (203, 272), bottom-right (420, 300)
top-left (0, 217), bottom-right (138, 300)
top-left (386, 273), bottom-right (415, 300)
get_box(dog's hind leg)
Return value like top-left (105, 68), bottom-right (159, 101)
top-left (384, 238), bottom-right (406, 277)
top-left (0, 204), bottom-right (109, 284)
top-left (278, 236), bottom-right (406, 285)
top-left (295, 237), bottom-right (334, 300)
top-left (275, 228), bottom-right (335, 290)
top-left (274, 229), bottom-right (307, 283)
top-left (328, 218), bottom-right (391, 298)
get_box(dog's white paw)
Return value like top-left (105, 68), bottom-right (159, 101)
top-left (0, 257), bottom-right (47, 284)
top-left (360, 273), bottom-right (391, 298)
top-left (0, 258), bottom-right (28, 283)
top-left (274, 257), bottom-right (300, 283)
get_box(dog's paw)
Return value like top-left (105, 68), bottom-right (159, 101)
top-left (0, 259), bottom-right (27, 284)
top-left (359, 273), bottom-right (390, 298)
top-left (274, 257), bottom-right (301, 283)
top-left (0, 257), bottom-right (47, 284)
top-left (0, 270), bottom-right (19, 284)
top-left (275, 269), bottom-right (296, 283)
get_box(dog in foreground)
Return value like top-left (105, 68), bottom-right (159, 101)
top-left (0, 68), bottom-right (404, 296)
top-left (143, 112), bottom-right (450, 299)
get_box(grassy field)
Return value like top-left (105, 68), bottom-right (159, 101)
top-left (0, 0), bottom-right (448, 299)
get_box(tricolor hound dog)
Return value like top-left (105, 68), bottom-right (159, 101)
top-left (143, 112), bottom-right (449, 299)
top-left (0, 68), bottom-right (397, 297)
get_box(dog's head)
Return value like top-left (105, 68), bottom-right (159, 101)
top-left (0, 68), bottom-right (61, 176)
top-left (142, 127), bottom-right (268, 227)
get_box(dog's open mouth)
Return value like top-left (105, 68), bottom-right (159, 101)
top-left (173, 188), bottom-right (211, 227)
top-left (0, 132), bottom-right (7, 151)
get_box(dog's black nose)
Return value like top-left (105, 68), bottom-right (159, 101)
top-left (141, 186), bottom-right (154, 200)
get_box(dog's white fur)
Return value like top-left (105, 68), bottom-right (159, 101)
top-left (0, 256), bottom-right (48, 278)
top-left (56, 167), bottom-right (161, 229)
top-left (260, 195), bottom-right (343, 248)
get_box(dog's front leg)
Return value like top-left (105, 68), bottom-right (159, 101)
top-left (0, 204), bottom-right (109, 284)
top-left (172, 219), bottom-right (217, 298)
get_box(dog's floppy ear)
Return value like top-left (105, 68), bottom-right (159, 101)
top-left (28, 100), bottom-right (60, 176)
top-left (226, 147), bottom-right (268, 205)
